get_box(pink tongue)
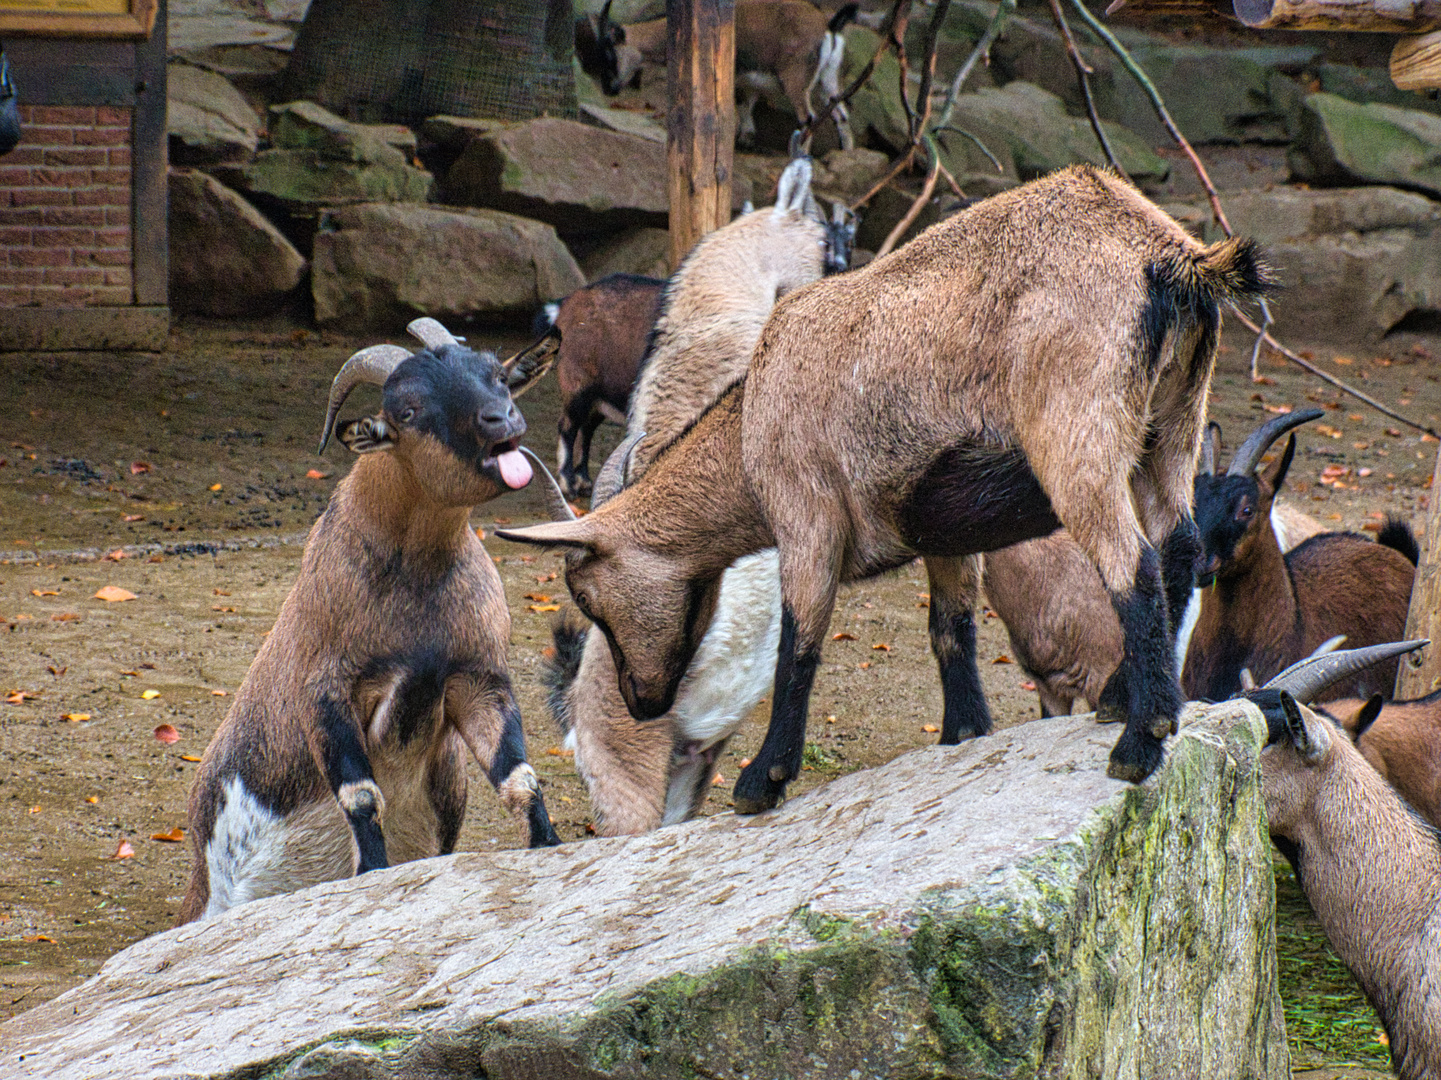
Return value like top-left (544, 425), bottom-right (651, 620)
top-left (497, 448), bottom-right (533, 490)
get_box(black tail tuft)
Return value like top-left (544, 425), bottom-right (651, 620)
top-left (1377, 515), bottom-right (1420, 566)
top-left (540, 604), bottom-right (591, 736)
top-left (828, 2), bottom-right (859, 32)
top-left (1196, 235), bottom-right (1277, 304)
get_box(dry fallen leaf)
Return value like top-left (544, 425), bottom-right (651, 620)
top-left (103, 549), bottom-right (128, 561)
top-left (62, 712), bottom-right (91, 722)
top-left (922, 724), bottom-right (939, 733)
top-left (528, 603), bottom-right (561, 613)
top-left (151, 827), bottom-right (185, 843)
top-left (85, 795), bottom-right (99, 804)
top-left (825, 715), bottom-right (837, 724)
top-left (180, 754), bottom-right (202, 763)
top-left (130, 461), bottom-right (150, 475)
top-left (211, 689), bottom-right (228, 696)
top-left (23, 935), bottom-right (57, 944)
top-left (493, 517), bottom-right (513, 525)
top-left (213, 589), bottom-right (230, 596)
top-left (832, 631), bottom-right (857, 641)
top-left (110, 839), bottom-right (135, 860)
top-left (305, 469), bottom-right (331, 480)
top-left (992, 654), bottom-right (1014, 664)
top-left (1021, 681), bottom-right (1037, 691)
top-left (154, 723), bottom-right (180, 744)
top-left (122, 513), bottom-right (144, 522)
top-left (1315, 424), bottom-right (1343, 439)
top-left (1262, 404), bottom-right (1293, 415)
top-left (871, 642), bottom-right (891, 652)
top-left (540, 645), bottom-right (557, 660)
top-left (211, 605), bottom-right (236, 613)
top-left (739, 757), bottom-right (752, 768)
top-left (140, 689), bottom-right (161, 700)
top-left (1332, 355), bottom-right (1354, 365)
top-left (50, 612), bottom-right (80, 622)
top-left (30, 588), bottom-right (59, 597)
top-left (94, 586), bottom-right (137, 603)
top-left (858, 661), bottom-right (871, 670)
top-left (28, 805), bottom-right (42, 814)
top-left (533, 572), bottom-right (557, 583)
top-left (544, 746), bottom-right (574, 757)
top-left (711, 773), bottom-right (726, 785)
top-left (5, 691), bottom-right (35, 704)
top-left (524, 593), bottom-right (553, 603)
top-left (475, 528), bottom-right (486, 540)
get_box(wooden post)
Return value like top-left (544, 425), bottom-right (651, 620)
top-left (1396, 444), bottom-right (1441, 698)
top-left (1392, 30), bottom-right (1441, 90)
top-left (667, 0), bottom-right (735, 272)
top-left (1232, 0), bottom-right (1441, 31)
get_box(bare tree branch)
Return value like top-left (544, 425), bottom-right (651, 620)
top-left (935, 0), bottom-right (1015, 132)
top-left (1047, 0), bottom-right (1126, 178)
top-left (877, 142), bottom-right (941, 257)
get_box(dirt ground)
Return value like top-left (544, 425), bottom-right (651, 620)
top-left (1, 314), bottom-right (1436, 1073)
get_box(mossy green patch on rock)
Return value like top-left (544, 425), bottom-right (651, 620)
top-left (1290, 93), bottom-right (1441, 199)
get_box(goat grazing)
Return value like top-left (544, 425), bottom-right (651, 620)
top-left (538, 272), bottom-right (665, 500)
top-left (1183, 408), bottom-right (1418, 702)
top-left (501, 164), bottom-right (1272, 811)
top-left (984, 416), bottom-right (1327, 718)
top-left (532, 157), bottom-right (834, 835)
top-left (178, 319), bottom-right (562, 924)
top-left (577, 0), bottom-right (858, 149)
top-left (1243, 653), bottom-right (1440, 1080)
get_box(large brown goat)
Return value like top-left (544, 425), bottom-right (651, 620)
top-left (179, 319), bottom-right (561, 924)
top-left (1318, 688), bottom-right (1441, 831)
top-left (1183, 409), bottom-right (1418, 702)
top-left (501, 165), bottom-right (1272, 809)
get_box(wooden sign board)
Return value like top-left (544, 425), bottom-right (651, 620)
top-left (0, 0), bottom-right (157, 38)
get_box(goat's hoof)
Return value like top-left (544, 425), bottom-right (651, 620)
top-left (733, 792), bottom-right (784, 815)
top-left (1148, 715), bottom-right (1177, 740)
top-left (1107, 729), bottom-right (1165, 784)
top-left (1095, 703), bottom-right (1125, 725)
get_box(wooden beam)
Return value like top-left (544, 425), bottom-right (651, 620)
top-left (667, 0), bottom-right (735, 272)
top-left (1396, 444), bottom-right (1441, 698)
top-left (1392, 29), bottom-right (1441, 89)
top-left (1233, 0), bottom-right (1441, 31)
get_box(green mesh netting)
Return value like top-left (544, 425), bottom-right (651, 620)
top-left (283, 0), bottom-right (578, 124)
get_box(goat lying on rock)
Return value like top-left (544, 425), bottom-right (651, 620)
top-left (1244, 648), bottom-right (1440, 1080)
top-left (1184, 408), bottom-right (1417, 701)
top-left (534, 157), bottom-right (837, 834)
top-left (179, 319), bottom-right (562, 924)
top-left (502, 164), bottom-right (1272, 808)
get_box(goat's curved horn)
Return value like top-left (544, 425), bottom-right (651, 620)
top-left (406, 317), bottom-right (461, 352)
top-left (1226, 408), bottom-right (1325, 477)
top-left (519, 446), bottom-right (576, 522)
top-left (318, 344), bottom-right (411, 453)
top-left (590, 430), bottom-right (646, 508)
top-left (1260, 639), bottom-right (1429, 702)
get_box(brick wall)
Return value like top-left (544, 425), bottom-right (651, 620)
top-left (0, 105), bottom-right (133, 308)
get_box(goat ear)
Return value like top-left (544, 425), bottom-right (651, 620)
top-left (339, 415), bottom-right (394, 455)
top-left (495, 519), bottom-right (598, 550)
top-left (1200, 421), bottom-right (1222, 476)
top-left (1279, 691), bottom-right (1329, 762)
top-left (504, 325), bottom-right (561, 398)
top-left (1264, 433), bottom-right (1297, 493)
top-left (1352, 693), bottom-right (1385, 739)
top-left (773, 157), bottom-right (813, 218)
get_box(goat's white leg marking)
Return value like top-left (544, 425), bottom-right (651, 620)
top-left (203, 776), bottom-right (353, 920)
top-left (496, 762), bottom-right (540, 814)
top-left (337, 778), bottom-right (386, 823)
top-left (1174, 587), bottom-right (1202, 674)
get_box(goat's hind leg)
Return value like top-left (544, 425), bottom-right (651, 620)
top-left (924, 554), bottom-right (992, 743)
top-left (314, 696), bottom-right (389, 872)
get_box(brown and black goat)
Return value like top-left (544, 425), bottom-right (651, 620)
top-left (577, 0), bottom-right (858, 149)
top-left (538, 272), bottom-right (665, 500)
top-left (534, 156), bottom-right (834, 835)
top-left (1183, 409), bottom-right (1418, 702)
top-left (1242, 648), bottom-right (1440, 1080)
top-left (983, 417), bottom-right (1327, 718)
top-left (178, 318), bottom-right (562, 924)
top-left (501, 164), bottom-right (1272, 810)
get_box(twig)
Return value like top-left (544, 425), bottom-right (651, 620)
top-left (877, 142), bottom-right (941, 257)
top-left (1249, 295), bottom-right (1274, 381)
top-left (935, 0), bottom-right (1015, 133)
top-left (852, 146), bottom-right (920, 210)
top-left (1047, 0), bottom-right (1126, 179)
top-left (1230, 309), bottom-right (1439, 438)
top-left (1066, 0), bottom-right (1231, 235)
top-left (937, 159), bottom-right (967, 199)
top-left (935, 125), bottom-right (1004, 172)
top-left (911, 0), bottom-right (953, 143)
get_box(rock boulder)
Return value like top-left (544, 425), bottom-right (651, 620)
top-left (167, 62), bottom-right (262, 166)
top-left (311, 203), bottom-right (585, 329)
top-left (1289, 92), bottom-right (1441, 199)
top-left (0, 702), bottom-right (1288, 1080)
top-left (168, 169), bottom-right (307, 316)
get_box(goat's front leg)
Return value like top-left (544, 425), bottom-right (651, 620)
top-left (733, 538), bottom-right (839, 814)
top-left (447, 673), bottom-right (561, 847)
top-left (924, 554), bottom-right (992, 743)
top-left (311, 696), bottom-right (388, 873)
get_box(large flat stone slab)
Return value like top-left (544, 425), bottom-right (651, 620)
top-left (1, 702), bottom-right (1287, 1080)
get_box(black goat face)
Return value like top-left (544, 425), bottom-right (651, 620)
top-left (822, 203), bottom-right (859, 274)
top-left (381, 344), bottom-right (531, 501)
top-left (1192, 473), bottom-right (1260, 587)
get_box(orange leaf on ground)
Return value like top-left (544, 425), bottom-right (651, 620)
top-left (140, 689), bottom-right (161, 700)
top-left (151, 827), bottom-right (185, 843)
top-left (85, 795), bottom-right (98, 804)
top-left (122, 513), bottom-right (143, 522)
top-left (62, 713), bottom-right (90, 722)
top-left (209, 483), bottom-right (222, 492)
top-left (544, 746), bottom-right (574, 757)
top-left (51, 613), bottom-right (80, 622)
top-left (212, 605), bottom-right (236, 612)
top-left (180, 754), bottom-right (201, 762)
top-left (825, 715), bottom-right (837, 724)
top-left (739, 757), bottom-right (752, 768)
top-left (992, 654), bottom-right (1014, 664)
top-left (493, 517), bottom-right (513, 525)
top-left (524, 593), bottom-right (553, 603)
top-left (104, 549), bottom-right (128, 561)
top-left (154, 723), bottom-right (180, 744)
top-left (110, 839), bottom-right (135, 859)
top-left (31, 589), bottom-right (58, 597)
top-left (832, 632), bottom-right (857, 641)
top-left (23, 935), bottom-right (57, 943)
top-left (711, 773), bottom-right (726, 785)
top-left (540, 646), bottom-right (557, 660)
top-left (533, 572), bottom-right (557, 583)
top-left (475, 528), bottom-right (486, 540)
top-left (213, 588), bottom-right (230, 596)
top-left (130, 462), bottom-right (150, 474)
top-left (5, 691), bottom-right (35, 704)
top-left (1261, 404), bottom-right (1292, 415)
top-left (211, 689), bottom-right (227, 696)
top-left (28, 805), bottom-right (41, 814)
top-left (859, 661), bottom-right (871, 670)
top-left (922, 724), bottom-right (939, 733)
top-left (305, 469), bottom-right (331, 479)
top-left (94, 586), bottom-right (136, 602)
top-left (1021, 681), bottom-right (1037, 691)
top-left (528, 604), bottom-right (561, 613)
top-left (872, 642), bottom-right (891, 651)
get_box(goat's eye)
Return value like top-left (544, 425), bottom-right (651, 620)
top-left (400, 408), bottom-right (416, 423)
top-left (574, 591), bottom-right (591, 615)
top-left (1237, 505), bottom-right (1253, 520)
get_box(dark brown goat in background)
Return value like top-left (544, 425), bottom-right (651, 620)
top-left (179, 319), bottom-right (561, 924)
top-left (502, 165), bottom-right (1272, 809)
top-left (538, 273), bottom-right (665, 500)
top-left (1183, 409), bottom-right (1418, 702)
